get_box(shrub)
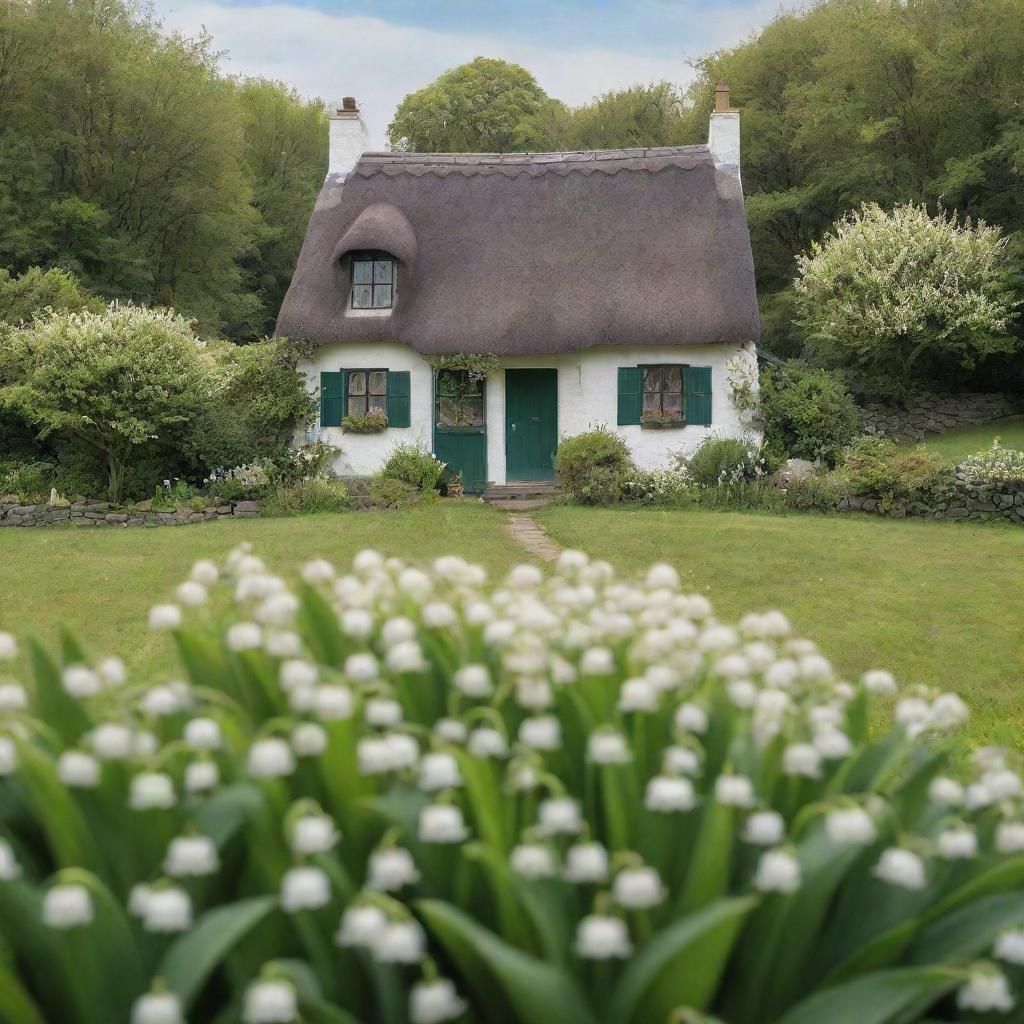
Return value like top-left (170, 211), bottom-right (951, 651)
top-left (0, 305), bottom-right (213, 502)
top-left (378, 442), bottom-right (446, 493)
top-left (794, 202), bottom-right (1020, 397)
top-left (0, 548), bottom-right (1018, 1024)
top-left (555, 427), bottom-right (633, 504)
top-left (956, 439), bottom-right (1024, 486)
top-left (367, 475), bottom-right (422, 509)
top-left (0, 266), bottom-right (103, 327)
top-left (0, 459), bottom-right (54, 502)
top-left (621, 466), bottom-right (693, 507)
top-left (759, 366), bottom-right (860, 466)
top-left (843, 436), bottom-right (949, 508)
top-left (263, 477), bottom-right (351, 516)
top-left (683, 435), bottom-right (768, 488)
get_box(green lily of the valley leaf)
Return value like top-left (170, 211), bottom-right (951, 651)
top-left (417, 898), bottom-right (597, 1024)
top-left (609, 896), bottom-right (757, 1024)
top-left (775, 966), bottom-right (961, 1024)
top-left (160, 895), bottom-right (278, 1010)
top-left (911, 890), bottom-right (1024, 965)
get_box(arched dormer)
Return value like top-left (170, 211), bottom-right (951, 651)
top-left (331, 203), bottom-right (417, 316)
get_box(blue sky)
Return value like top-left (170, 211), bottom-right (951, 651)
top-left (155, 0), bottom-right (784, 146)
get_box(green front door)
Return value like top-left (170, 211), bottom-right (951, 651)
top-left (505, 369), bottom-right (558, 481)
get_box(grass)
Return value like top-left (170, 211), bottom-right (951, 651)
top-left (901, 414), bottom-right (1024, 463)
top-left (536, 505), bottom-right (1024, 749)
top-left (3, 499), bottom-right (1022, 749)
top-left (0, 504), bottom-right (523, 678)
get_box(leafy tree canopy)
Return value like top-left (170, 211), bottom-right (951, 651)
top-left (387, 57), bottom-right (552, 152)
top-left (0, 0), bottom-right (325, 339)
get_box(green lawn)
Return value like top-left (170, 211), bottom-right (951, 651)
top-left (536, 505), bottom-right (1024, 748)
top-left (2, 501), bottom-right (1022, 749)
top-left (0, 504), bottom-right (523, 678)
top-left (901, 414), bottom-right (1024, 462)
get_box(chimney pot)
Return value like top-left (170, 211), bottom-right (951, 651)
top-left (342, 96), bottom-right (358, 112)
top-left (714, 82), bottom-right (733, 113)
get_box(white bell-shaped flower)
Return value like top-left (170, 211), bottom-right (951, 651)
top-left (280, 866), bottom-right (332, 913)
top-left (243, 979), bottom-right (298, 1023)
top-left (575, 915), bottom-right (632, 959)
top-left (410, 977), bottom-right (468, 1024)
top-left (43, 883), bottom-right (94, 929)
top-left (164, 835), bottom-right (219, 877)
top-left (335, 904), bottom-right (387, 947)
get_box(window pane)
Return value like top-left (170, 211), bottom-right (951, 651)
top-left (352, 284), bottom-right (372, 308)
top-left (664, 366), bottom-right (682, 393)
top-left (373, 259), bottom-right (393, 284)
top-left (464, 398), bottom-right (484, 426)
top-left (663, 393), bottom-right (683, 417)
top-left (437, 398), bottom-right (460, 427)
top-left (348, 394), bottom-right (367, 417)
top-left (373, 284), bottom-right (393, 308)
top-left (353, 260), bottom-right (373, 285)
top-left (643, 392), bottom-right (661, 415)
top-left (348, 371), bottom-right (366, 395)
top-left (643, 367), bottom-right (663, 393)
top-left (368, 371), bottom-right (387, 396)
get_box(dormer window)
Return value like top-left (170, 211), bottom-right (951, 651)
top-left (350, 251), bottom-right (394, 310)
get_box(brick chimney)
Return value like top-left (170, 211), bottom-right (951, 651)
top-left (328, 96), bottom-right (369, 180)
top-left (708, 83), bottom-right (741, 186)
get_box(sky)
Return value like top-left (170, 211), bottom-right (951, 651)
top-left (154, 0), bottom-right (786, 148)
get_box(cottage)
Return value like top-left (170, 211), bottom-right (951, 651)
top-left (277, 86), bottom-right (760, 492)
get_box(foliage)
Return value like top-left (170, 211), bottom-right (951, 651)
top-left (680, 0), bottom-right (1024, 370)
top-left (554, 427), bottom-right (634, 505)
top-left (793, 204), bottom-right (1019, 396)
top-left (683, 436), bottom-right (769, 488)
top-left (341, 410), bottom-right (389, 434)
top-left (0, 306), bottom-right (213, 503)
top-left (262, 477), bottom-right (351, 516)
top-left (388, 58), bottom-right (550, 152)
top-left (378, 443), bottom-right (447, 493)
top-left (430, 353), bottom-right (501, 384)
top-left (0, 267), bottom-right (104, 326)
top-left (759, 366), bottom-right (860, 466)
top-left (843, 436), bottom-right (949, 509)
top-left (151, 480), bottom-right (210, 511)
top-left (0, 0), bottom-right (324, 338)
top-left (955, 440), bottom-right (1024, 486)
top-left (1, 546), bottom-right (1020, 1023)
top-left (366, 476), bottom-right (423, 509)
top-left (0, 459), bottom-right (54, 502)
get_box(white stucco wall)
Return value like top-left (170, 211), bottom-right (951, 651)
top-left (302, 340), bottom-right (759, 485)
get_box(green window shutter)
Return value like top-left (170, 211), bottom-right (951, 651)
top-left (387, 370), bottom-right (411, 428)
top-left (617, 367), bottom-right (643, 425)
top-left (685, 366), bottom-right (713, 426)
top-left (320, 370), bottom-right (344, 427)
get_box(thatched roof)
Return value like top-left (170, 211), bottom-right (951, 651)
top-left (276, 146), bottom-right (760, 355)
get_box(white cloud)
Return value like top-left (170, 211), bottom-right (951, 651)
top-left (157, 2), bottom-right (777, 148)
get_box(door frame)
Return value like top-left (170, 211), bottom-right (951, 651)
top-left (504, 367), bottom-right (558, 482)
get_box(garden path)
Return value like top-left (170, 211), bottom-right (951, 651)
top-left (505, 514), bottom-right (562, 562)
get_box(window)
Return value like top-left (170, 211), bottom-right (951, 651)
top-left (642, 365), bottom-right (684, 424)
top-left (350, 251), bottom-right (394, 309)
top-left (347, 369), bottom-right (388, 418)
top-left (435, 369), bottom-right (485, 429)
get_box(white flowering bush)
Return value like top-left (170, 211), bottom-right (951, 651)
top-left (956, 439), bottom-right (1024, 486)
top-left (1, 549), bottom-right (1023, 1024)
top-left (794, 202), bottom-right (1019, 397)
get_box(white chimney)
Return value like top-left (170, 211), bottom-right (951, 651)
top-left (708, 83), bottom-right (741, 187)
top-left (328, 97), bottom-right (370, 179)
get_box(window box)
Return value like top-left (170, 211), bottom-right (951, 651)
top-left (640, 417), bottom-right (685, 430)
top-left (342, 409), bottom-right (389, 433)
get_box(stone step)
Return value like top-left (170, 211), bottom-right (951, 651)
top-left (482, 481), bottom-right (560, 504)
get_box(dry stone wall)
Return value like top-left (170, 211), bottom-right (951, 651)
top-left (858, 392), bottom-right (1019, 442)
top-left (0, 499), bottom-right (261, 527)
top-left (838, 478), bottom-right (1024, 523)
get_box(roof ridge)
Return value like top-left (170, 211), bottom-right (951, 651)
top-left (358, 144), bottom-right (709, 165)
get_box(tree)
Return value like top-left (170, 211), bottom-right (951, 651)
top-left (0, 306), bottom-right (214, 501)
top-left (792, 203), bottom-right (1019, 396)
top-left (387, 58), bottom-right (550, 152)
top-left (0, 0), bottom-right (327, 339)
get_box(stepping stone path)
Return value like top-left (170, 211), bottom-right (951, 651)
top-left (505, 514), bottom-right (562, 562)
